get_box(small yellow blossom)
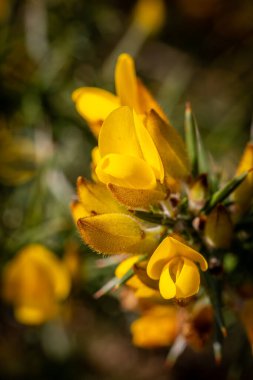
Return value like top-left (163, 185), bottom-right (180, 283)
top-left (147, 235), bottom-right (208, 299)
top-left (72, 53), bottom-right (167, 137)
top-left (2, 244), bottom-right (71, 325)
top-left (131, 305), bottom-right (178, 348)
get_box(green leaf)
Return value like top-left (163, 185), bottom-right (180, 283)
top-left (134, 210), bottom-right (175, 226)
top-left (184, 102), bottom-right (209, 177)
top-left (203, 171), bottom-right (248, 214)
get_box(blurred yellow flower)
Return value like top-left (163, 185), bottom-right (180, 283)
top-left (132, 0), bottom-right (166, 35)
top-left (0, 127), bottom-right (35, 186)
top-left (131, 305), bottom-right (178, 348)
top-left (2, 244), bottom-right (71, 325)
top-left (72, 53), bottom-right (167, 137)
top-left (147, 235), bottom-right (208, 299)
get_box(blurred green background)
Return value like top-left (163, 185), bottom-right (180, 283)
top-left (0, 0), bottom-right (253, 379)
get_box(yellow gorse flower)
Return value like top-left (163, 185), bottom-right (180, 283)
top-left (96, 106), bottom-right (164, 190)
top-left (131, 305), bottom-right (178, 348)
top-left (72, 53), bottom-right (167, 137)
top-left (2, 244), bottom-right (71, 325)
top-left (147, 236), bottom-right (208, 299)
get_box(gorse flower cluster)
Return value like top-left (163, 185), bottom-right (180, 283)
top-left (72, 53), bottom-right (253, 355)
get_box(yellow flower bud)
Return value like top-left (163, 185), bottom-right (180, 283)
top-left (204, 205), bottom-right (233, 249)
top-left (188, 174), bottom-right (208, 213)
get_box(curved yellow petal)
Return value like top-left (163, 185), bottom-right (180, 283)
top-left (159, 263), bottom-right (177, 299)
top-left (99, 106), bottom-right (142, 158)
top-left (96, 153), bottom-right (157, 189)
top-left (175, 258), bottom-right (200, 298)
top-left (147, 237), bottom-right (172, 279)
top-left (72, 87), bottom-right (120, 125)
top-left (147, 236), bottom-right (207, 281)
top-left (77, 213), bottom-right (145, 254)
top-left (115, 255), bottom-right (143, 288)
top-left (77, 177), bottom-right (125, 215)
top-left (133, 111), bottom-right (164, 182)
top-left (233, 143), bottom-right (253, 213)
top-left (146, 110), bottom-right (190, 181)
top-left (15, 305), bottom-right (57, 325)
top-left (108, 183), bottom-right (167, 209)
top-left (137, 78), bottom-right (168, 121)
top-left (115, 54), bottom-right (139, 110)
top-left (71, 200), bottom-right (89, 222)
top-left (169, 236), bottom-right (208, 271)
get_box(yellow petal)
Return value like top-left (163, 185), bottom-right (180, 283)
top-left (131, 307), bottom-right (177, 348)
top-left (77, 177), bottom-right (125, 215)
top-left (108, 183), bottom-right (167, 209)
top-left (146, 110), bottom-right (190, 181)
top-left (159, 263), bottom-right (177, 299)
top-left (135, 285), bottom-right (160, 299)
top-left (175, 257), bottom-right (200, 298)
top-left (137, 78), bottom-right (168, 121)
top-left (147, 236), bottom-right (207, 280)
top-left (133, 111), bottom-right (164, 182)
top-left (98, 106), bottom-right (142, 159)
top-left (15, 304), bottom-right (57, 325)
top-left (115, 255), bottom-right (143, 288)
top-left (96, 153), bottom-right (157, 189)
top-left (235, 143), bottom-right (253, 174)
top-left (71, 200), bottom-right (89, 222)
top-left (77, 213), bottom-right (147, 254)
top-left (72, 87), bottom-right (120, 126)
top-left (91, 146), bottom-right (101, 181)
top-left (232, 143), bottom-right (253, 213)
top-left (115, 54), bottom-right (139, 110)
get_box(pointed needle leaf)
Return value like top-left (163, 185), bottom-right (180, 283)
top-left (93, 254), bottom-right (147, 298)
top-left (203, 171), bottom-right (248, 214)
